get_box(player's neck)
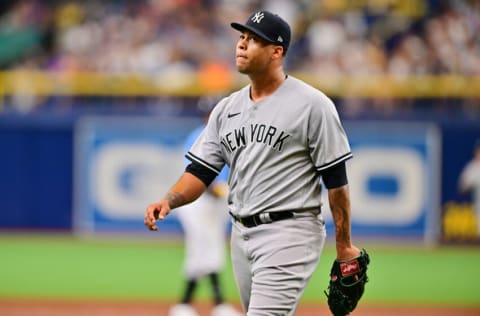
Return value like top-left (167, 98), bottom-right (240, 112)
top-left (249, 69), bottom-right (286, 102)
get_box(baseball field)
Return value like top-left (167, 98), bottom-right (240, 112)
top-left (1, 233), bottom-right (479, 316)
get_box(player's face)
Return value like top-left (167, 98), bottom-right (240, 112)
top-left (235, 31), bottom-right (275, 74)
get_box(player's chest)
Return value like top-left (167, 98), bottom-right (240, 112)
top-left (219, 103), bottom-right (307, 154)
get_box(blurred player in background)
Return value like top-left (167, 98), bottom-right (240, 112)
top-left (458, 139), bottom-right (480, 237)
top-left (169, 102), bottom-right (241, 316)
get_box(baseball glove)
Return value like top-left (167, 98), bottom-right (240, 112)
top-left (324, 249), bottom-right (370, 316)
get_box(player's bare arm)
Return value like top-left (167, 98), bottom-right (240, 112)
top-left (144, 172), bottom-right (206, 231)
top-left (328, 185), bottom-right (360, 260)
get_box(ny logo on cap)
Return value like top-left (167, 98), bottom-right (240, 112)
top-left (251, 12), bottom-right (265, 23)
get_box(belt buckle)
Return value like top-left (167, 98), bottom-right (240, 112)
top-left (258, 212), bottom-right (273, 224)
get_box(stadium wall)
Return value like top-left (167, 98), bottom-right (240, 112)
top-left (0, 108), bottom-right (479, 243)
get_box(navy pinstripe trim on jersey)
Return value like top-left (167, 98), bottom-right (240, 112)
top-left (316, 152), bottom-right (353, 172)
top-left (185, 152), bottom-right (221, 174)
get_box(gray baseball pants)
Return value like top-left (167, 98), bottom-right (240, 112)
top-left (230, 211), bottom-right (326, 316)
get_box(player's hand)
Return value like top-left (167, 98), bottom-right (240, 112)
top-left (336, 244), bottom-right (361, 261)
top-left (144, 200), bottom-right (170, 231)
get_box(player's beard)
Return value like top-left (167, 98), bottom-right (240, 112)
top-left (236, 56), bottom-right (269, 75)
top-left (236, 57), bottom-right (250, 74)
top-left (237, 65), bottom-right (249, 74)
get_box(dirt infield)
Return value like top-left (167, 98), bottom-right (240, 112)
top-left (1, 299), bottom-right (479, 316)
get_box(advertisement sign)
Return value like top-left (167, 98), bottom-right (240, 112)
top-left (322, 122), bottom-right (441, 242)
top-left (440, 122), bottom-right (480, 242)
top-left (74, 116), bottom-right (202, 235)
top-left (74, 118), bottom-right (440, 242)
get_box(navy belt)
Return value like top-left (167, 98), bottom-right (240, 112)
top-left (229, 211), bottom-right (294, 228)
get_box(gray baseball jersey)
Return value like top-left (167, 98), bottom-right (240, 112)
top-left (186, 76), bottom-right (352, 217)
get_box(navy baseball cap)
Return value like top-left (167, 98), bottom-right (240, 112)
top-left (231, 11), bottom-right (291, 54)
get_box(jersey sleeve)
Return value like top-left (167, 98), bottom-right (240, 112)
top-left (308, 95), bottom-right (352, 172)
top-left (184, 125), bottom-right (205, 166)
top-left (185, 101), bottom-right (226, 175)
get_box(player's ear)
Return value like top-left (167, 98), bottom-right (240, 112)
top-left (271, 45), bottom-right (284, 60)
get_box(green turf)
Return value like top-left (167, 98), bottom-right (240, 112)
top-left (1, 234), bottom-right (479, 306)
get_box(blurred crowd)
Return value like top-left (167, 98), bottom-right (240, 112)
top-left (1, 0), bottom-right (479, 75)
top-left (0, 0), bottom-right (479, 117)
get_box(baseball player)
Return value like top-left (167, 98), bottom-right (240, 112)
top-left (145, 10), bottom-right (361, 316)
top-left (458, 139), bottom-right (480, 236)
top-left (170, 123), bottom-right (242, 316)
